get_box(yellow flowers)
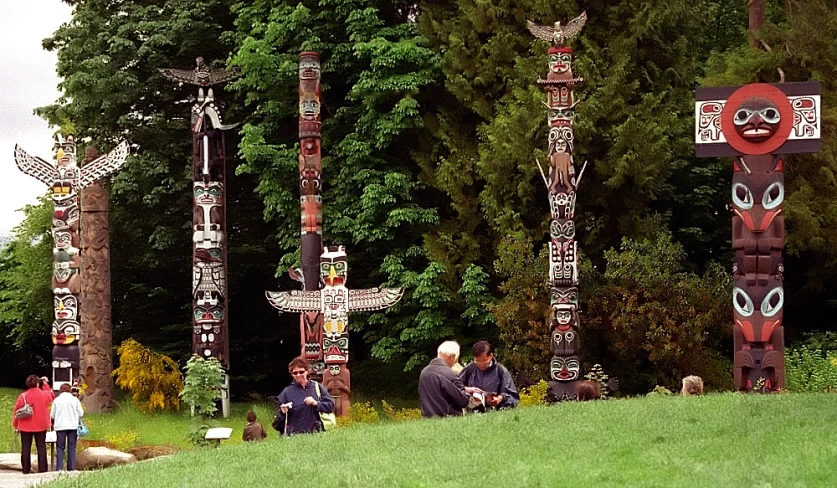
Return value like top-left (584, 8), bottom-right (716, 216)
top-left (112, 339), bottom-right (184, 413)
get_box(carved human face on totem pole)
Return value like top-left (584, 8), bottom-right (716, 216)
top-left (550, 356), bottom-right (580, 381)
top-left (299, 52), bottom-right (322, 138)
top-left (548, 47), bottom-right (573, 74)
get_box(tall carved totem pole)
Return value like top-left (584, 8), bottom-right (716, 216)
top-left (266, 52), bottom-right (404, 416)
top-left (160, 57), bottom-right (240, 417)
top-left (696, 82), bottom-right (821, 391)
top-left (527, 12), bottom-right (588, 400)
top-left (14, 136), bottom-right (128, 392)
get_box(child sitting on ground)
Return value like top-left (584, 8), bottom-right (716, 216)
top-left (242, 411), bottom-right (267, 442)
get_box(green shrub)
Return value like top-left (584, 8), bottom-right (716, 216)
top-left (584, 364), bottom-right (611, 399)
top-left (646, 385), bottom-right (674, 396)
top-left (785, 344), bottom-right (837, 393)
top-left (519, 380), bottom-right (549, 407)
top-left (180, 355), bottom-right (224, 417)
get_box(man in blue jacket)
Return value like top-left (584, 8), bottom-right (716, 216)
top-left (275, 357), bottom-right (335, 435)
top-left (459, 341), bottom-right (519, 411)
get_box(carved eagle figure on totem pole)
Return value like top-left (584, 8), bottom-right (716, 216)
top-left (526, 11), bottom-right (587, 46)
top-left (158, 57), bottom-right (241, 87)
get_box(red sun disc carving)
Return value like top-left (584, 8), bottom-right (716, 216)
top-left (720, 84), bottom-right (793, 155)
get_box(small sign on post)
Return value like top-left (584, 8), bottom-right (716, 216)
top-left (204, 427), bottom-right (232, 448)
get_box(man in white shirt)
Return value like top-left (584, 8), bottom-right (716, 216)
top-left (50, 383), bottom-right (84, 471)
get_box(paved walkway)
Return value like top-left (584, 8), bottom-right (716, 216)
top-left (0, 454), bottom-right (80, 487)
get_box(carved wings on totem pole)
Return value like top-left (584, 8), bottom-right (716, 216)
top-left (265, 288), bottom-right (404, 314)
top-left (526, 11), bottom-right (587, 46)
top-left (158, 57), bottom-right (241, 133)
top-left (158, 56), bottom-right (241, 87)
top-left (13, 140), bottom-right (130, 189)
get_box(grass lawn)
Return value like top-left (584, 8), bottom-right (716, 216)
top-left (25, 392), bottom-right (837, 487)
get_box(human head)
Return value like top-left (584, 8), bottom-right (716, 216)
top-left (26, 375), bottom-right (39, 389)
top-left (472, 341), bottom-right (494, 371)
top-left (59, 383), bottom-right (71, 393)
top-left (681, 375), bottom-right (704, 396)
top-left (246, 411), bottom-right (257, 423)
top-left (576, 380), bottom-right (601, 401)
top-left (437, 341), bottom-right (460, 367)
top-left (288, 357), bottom-right (310, 385)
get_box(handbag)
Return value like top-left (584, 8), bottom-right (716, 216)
top-left (77, 419), bottom-right (90, 437)
top-left (313, 382), bottom-right (337, 431)
top-left (14, 394), bottom-right (33, 420)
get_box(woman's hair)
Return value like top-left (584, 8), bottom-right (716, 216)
top-left (25, 375), bottom-right (39, 389)
top-left (288, 357), bottom-right (309, 373)
top-left (59, 384), bottom-right (72, 393)
top-left (246, 411), bottom-right (257, 423)
top-left (576, 380), bottom-right (601, 401)
top-left (681, 375), bottom-right (704, 396)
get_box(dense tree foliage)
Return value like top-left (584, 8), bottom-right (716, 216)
top-left (1, 0), bottom-right (833, 395)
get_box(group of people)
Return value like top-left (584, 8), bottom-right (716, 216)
top-left (419, 340), bottom-right (520, 418)
top-left (10, 375), bottom-right (84, 474)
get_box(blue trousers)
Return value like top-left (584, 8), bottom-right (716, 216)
top-left (55, 429), bottom-right (78, 471)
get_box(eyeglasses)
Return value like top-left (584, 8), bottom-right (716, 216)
top-left (291, 370), bottom-right (307, 376)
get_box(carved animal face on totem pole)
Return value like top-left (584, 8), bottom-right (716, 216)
top-left (321, 246), bottom-right (350, 364)
top-left (733, 278), bottom-right (783, 343)
top-left (732, 97), bottom-right (781, 143)
top-left (731, 157), bottom-right (784, 234)
top-left (193, 247), bottom-right (225, 354)
top-left (193, 181), bottom-right (224, 250)
top-left (53, 293), bottom-right (79, 345)
top-left (551, 327), bottom-right (580, 356)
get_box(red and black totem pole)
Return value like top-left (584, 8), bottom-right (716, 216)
top-left (14, 136), bottom-right (128, 392)
top-left (527, 12), bottom-right (588, 400)
top-left (696, 82), bottom-right (821, 392)
top-left (266, 53), bottom-right (403, 416)
top-left (160, 57), bottom-right (240, 416)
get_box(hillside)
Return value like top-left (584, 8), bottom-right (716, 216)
top-left (41, 393), bottom-right (837, 488)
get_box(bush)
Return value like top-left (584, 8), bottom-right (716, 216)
top-left (785, 343), bottom-right (837, 393)
top-left (338, 402), bottom-right (380, 427)
top-left (112, 339), bottom-right (183, 413)
top-left (584, 364), bottom-right (611, 399)
top-left (180, 355), bottom-right (223, 417)
top-left (519, 380), bottom-right (549, 407)
top-left (380, 400), bottom-right (421, 422)
top-left (646, 385), bottom-right (674, 396)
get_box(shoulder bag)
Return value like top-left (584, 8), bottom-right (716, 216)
top-left (14, 393), bottom-right (33, 420)
top-left (313, 382), bottom-right (337, 431)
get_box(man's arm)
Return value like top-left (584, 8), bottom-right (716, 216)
top-left (497, 365), bottom-right (520, 408)
top-left (443, 375), bottom-right (471, 408)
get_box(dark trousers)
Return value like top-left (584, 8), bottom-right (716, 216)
top-left (56, 429), bottom-right (78, 471)
top-left (20, 430), bottom-right (47, 474)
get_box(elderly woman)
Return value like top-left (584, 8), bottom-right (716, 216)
top-left (51, 383), bottom-right (84, 471)
top-left (11, 375), bottom-right (53, 474)
top-left (681, 375), bottom-right (704, 396)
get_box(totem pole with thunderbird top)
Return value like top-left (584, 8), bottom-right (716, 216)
top-left (160, 57), bottom-right (240, 417)
top-left (14, 136), bottom-right (128, 393)
top-left (527, 12), bottom-right (588, 400)
top-left (266, 52), bottom-right (404, 416)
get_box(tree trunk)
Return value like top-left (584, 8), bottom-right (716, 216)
top-left (749, 0), bottom-right (766, 48)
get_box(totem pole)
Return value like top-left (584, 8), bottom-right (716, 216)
top-left (527, 12), bottom-right (588, 400)
top-left (696, 82), bottom-right (821, 391)
top-left (159, 57), bottom-right (240, 417)
top-left (266, 53), bottom-right (404, 416)
top-left (80, 147), bottom-right (116, 412)
top-left (14, 136), bottom-right (128, 391)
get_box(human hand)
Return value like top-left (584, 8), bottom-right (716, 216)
top-left (487, 394), bottom-right (503, 406)
top-left (303, 396), bottom-right (318, 407)
top-left (280, 402), bottom-right (292, 414)
top-left (464, 387), bottom-right (483, 395)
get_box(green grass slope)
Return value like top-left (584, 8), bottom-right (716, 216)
top-left (42, 393), bottom-right (837, 488)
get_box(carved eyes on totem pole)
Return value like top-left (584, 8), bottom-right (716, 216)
top-left (733, 286), bottom-right (783, 319)
top-left (54, 295), bottom-right (78, 321)
top-left (299, 59), bottom-right (321, 79)
top-left (733, 97), bottom-right (781, 142)
top-left (300, 96), bottom-right (320, 120)
top-left (548, 52), bottom-right (572, 73)
top-left (732, 181), bottom-right (784, 211)
top-left (551, 287), bottom-right (579, 305)
top-left (550, 357), bottom-right (580, 381)
top-left (328, 364), bottom-right (341, 376)
top-left (194, 183), bottom-right (223, 204)
top-left (547, 107), bottom-right (575, 126)
top-left (321, 261), bottom-right (347, 286)
top-left (52, 320), bottom-right (79, 345)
